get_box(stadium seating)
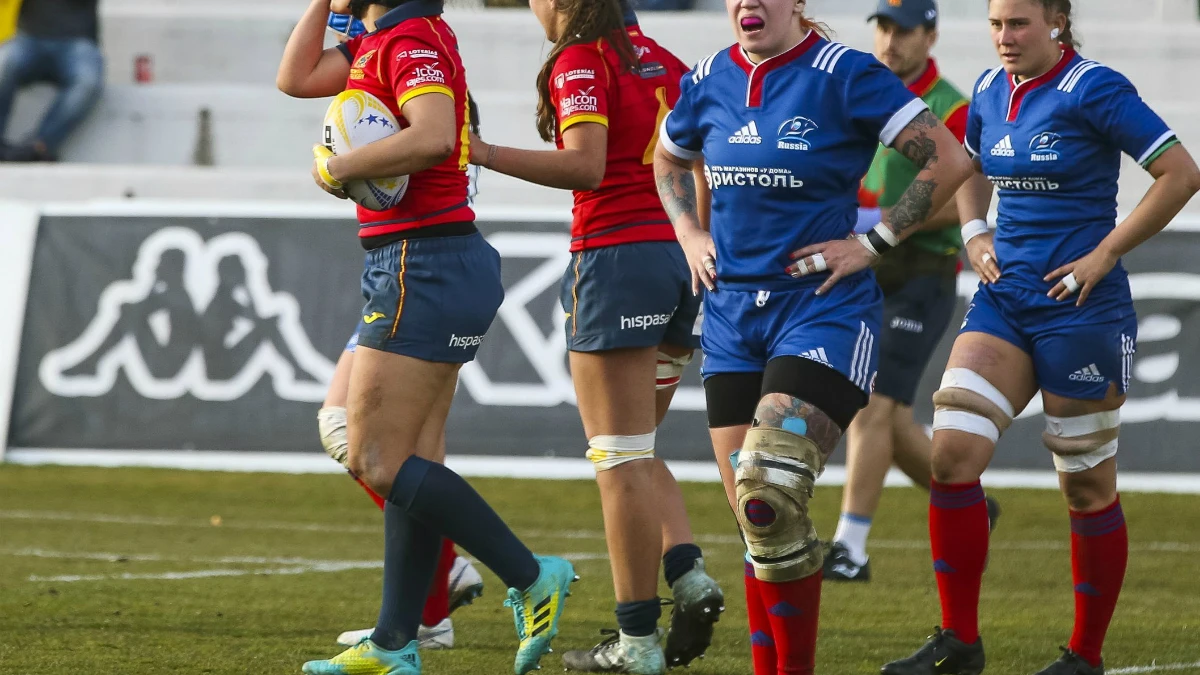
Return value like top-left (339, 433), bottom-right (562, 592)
top-left (1, 3), bottom-right (1197, 213)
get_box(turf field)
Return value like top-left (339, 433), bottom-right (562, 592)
top-left (1, 465), bottom-right (1198, 675)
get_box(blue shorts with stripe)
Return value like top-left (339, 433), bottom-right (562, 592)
top-left (960, 281), bottom-right (1137, 400)
top-left (560, 241), bottom-right (701, 352)
top-left (700, 273), bottom-right (883, 393)
top-left (353, 231), bottom-right (504, 363)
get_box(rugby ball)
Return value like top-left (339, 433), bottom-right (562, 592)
top-left (323, 90), bottom-right (410, 211)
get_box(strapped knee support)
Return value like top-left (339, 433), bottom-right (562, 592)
top-left (735, 426), bottom-right (824, 582)
top-left (932, 368), bottom-right (1015, 443)
top-left (317, 406), bottom-right (350, 466)
top-left (1044, 410), bottom-right (1120, 473)
top-left (586, 432), bottom-right (656, 472)
top-left (656, 351), bottom-right (693, 390)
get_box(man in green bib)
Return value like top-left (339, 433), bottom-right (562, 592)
top-left (826, 0), bottom-right (999, 582)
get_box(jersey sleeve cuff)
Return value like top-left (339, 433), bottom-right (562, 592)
top-left (337, 43), bottom-right (353, 63)
top-left (560, 113), bottom-right (609, 133)
top-left (963, 136), bottom-right (979, 159)
top-left (1136, 130), bottom-right (1177, 167)
top-left (879, 98), bottom-right (930, 147)
top-left (396, 84), bottom-right (455, 109)
top-left (659, 114), bottom-right (701, 162)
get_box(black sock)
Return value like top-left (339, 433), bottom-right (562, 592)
top-left (616, 599), bottom-right (662, 638)
top-left (392, 456), bottom-right (540, 591)
top-left (370, 499), bottom-right (440, 651)
top-left (663, 543), bottom-right (703, 588)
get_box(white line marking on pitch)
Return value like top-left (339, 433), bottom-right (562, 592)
top-left (1110, 660), bottom-right (1200, 674)
top-left (5, 510), bottom-right (1200, 554)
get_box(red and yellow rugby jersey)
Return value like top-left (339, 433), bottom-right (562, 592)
top-left (338, 3), bottom-right (473, 238)
top-left (551, 28), bottom-right (690, 252)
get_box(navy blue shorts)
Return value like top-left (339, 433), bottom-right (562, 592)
top-left (560, 241), bottom-right (701, 352)
top-left (874, 273), bottom-right (959, 406)
top-left (354, 232), bottom-right (504, 363)
top-left (961, 281), bottom-right (1137, 400)
top-left (701, 273), bottom-right (884, 394)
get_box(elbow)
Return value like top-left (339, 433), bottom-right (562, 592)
top-left (276, 74), bottom-right (302, 98)
top-left (426, 136), bottom-right (456, 165)
top-left (1183, 166), bottom-right (1200, 197)
top-left (580, 168), bottom-right (604, 191)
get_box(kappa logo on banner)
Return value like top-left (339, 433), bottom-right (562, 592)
top-left (38, 227), bottom-right (335, 402)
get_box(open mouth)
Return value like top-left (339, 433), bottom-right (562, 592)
top-left (740, 16), bottom-right (765, 33)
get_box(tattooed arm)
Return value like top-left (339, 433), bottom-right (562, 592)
top-left (883, 110), bottom-right (975, 241)
top-left (655, 144), bottom-right (716, 293)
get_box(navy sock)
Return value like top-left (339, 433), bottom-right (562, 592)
top-left (370, 499), bottom-right (440, 651)
top-left (616, 599), bottom-right (662, 638)
top-left (393, 456), bottom-right (540, 591)
top-left (662, 543), bottom-right (703, 588)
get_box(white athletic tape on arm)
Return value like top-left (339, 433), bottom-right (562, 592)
top-left (961, 219), bottom-right (989, 246)
top-left (586, 432), bottom-right (656, 472)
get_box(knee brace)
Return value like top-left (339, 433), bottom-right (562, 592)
top-left (317, 406), bottom-right (349, 466)
top-left (932, 368), bottom-right (1015, 443)
top-left (586, 432), bottom-right (656, 472)
top-left (1044, 410), bottom-right (1120, 473)
top-left (735, 426), bottom-right (824, 582)
top-left (656, 351), bottom-right (693, 390)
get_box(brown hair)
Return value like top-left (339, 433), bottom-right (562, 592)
top-left (535, 0), bottom-right (638, 143)
top-left (994, 0), bottom-right (1080, 48)
top-left (800, 15), bottom-right (833, 41)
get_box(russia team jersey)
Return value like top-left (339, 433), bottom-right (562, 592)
top-left (966, 48), bottom-right (1176, 295)
top-left (338, 0), bottom-right (474, 238)
top-left (662, 32), bottom-right (927, 290)
top-left (551, 27), bottom-right (690, 251)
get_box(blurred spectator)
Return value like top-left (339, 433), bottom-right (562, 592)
top-left (0, 0), bottom-right (102, 162)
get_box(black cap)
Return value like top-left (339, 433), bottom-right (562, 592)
top-left (868, 0), bottom-right (938, 29)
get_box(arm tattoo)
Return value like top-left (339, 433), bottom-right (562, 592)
top-left (656, 170), bottom-right (698, 225)
top-left (889, 110), bottom-right (941, 236)
top-left (751, 393), bottom-right (843, 464)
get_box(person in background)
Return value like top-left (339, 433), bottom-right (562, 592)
top-left (824, 0), bottom-right (1000, 584)
top-left (0, 0), bottom-right (102, 162)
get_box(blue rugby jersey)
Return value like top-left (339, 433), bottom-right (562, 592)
top-left (661, 32), bottom-right (926, 290)
top-left (965, 48), bottom-right (1176, 294)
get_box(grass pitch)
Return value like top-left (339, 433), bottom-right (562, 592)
top-left (1, 465), bottom-right (1199, 674)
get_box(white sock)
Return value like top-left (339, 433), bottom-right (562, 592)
top-left (833, 512), bottom-right (872, 566)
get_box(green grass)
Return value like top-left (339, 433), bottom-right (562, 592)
top-left (1, 465), bottom-right (1199, 674)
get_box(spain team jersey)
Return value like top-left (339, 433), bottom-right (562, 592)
top-left (662, 32), bottom-right (926, 290)
top-left (551, 27), bottom-right (690, 251)
top-left (966, 47), bottom-right (1176, 296)
top-left (337, 0), bottom-right (474, 239)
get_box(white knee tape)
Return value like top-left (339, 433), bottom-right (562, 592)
top-left (1044, 410), bottom-right (1120, 473)
top-left (317, 407), bottom-right (349, 467)
top-left (586, 432), bottom-right (656, 472)
top-left (931, 368), bottom-right (1015, 442)
top-left (656, 351), bottom-right (693, 390)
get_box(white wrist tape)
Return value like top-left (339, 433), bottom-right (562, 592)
top-left (961, 219), bottom-right (990, 246)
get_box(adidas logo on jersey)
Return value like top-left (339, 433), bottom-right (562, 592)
top-left (729, 121), bottom-right (763, 144)
top-left (990, 135), bottom-right (1015, 157)
top-left (798, 347), bottom-right (830, 366)
top-left (1069, 364), bottom-right (1106, 383)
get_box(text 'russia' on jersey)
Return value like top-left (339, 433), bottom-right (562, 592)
top-left (338, 2), bottom-right (474, 239)
top-left (661, 32), bottom-right (927, 290)
top-left (551, 27), bottom-right (691, 252)
top-left (966, 47), bottom-right (1176, 296)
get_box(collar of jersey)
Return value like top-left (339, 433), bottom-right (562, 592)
top-left (729, 29), bottom-right (821, 76)
top-left (374, 0), bottom-right (444, 31)
top-left (1004, 46), bottom-right (1077, 121)
top-left (908, 58), bottom-right (940, 98)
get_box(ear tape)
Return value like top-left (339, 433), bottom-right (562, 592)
top-left (1050, 27), bottom-right (1061, 39)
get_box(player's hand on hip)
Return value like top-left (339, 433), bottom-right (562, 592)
top-left (788, 237), bottom-right (876, 296)
top-left (467, 131), bottom-right (489, 166)
top-left (965, 232), bottom-right (1000, 284)
top-left (1045, 247), bottom-right (1117, 306)
top-left (679, 227), bottom-right (717, 295)
top-left (311, 145), bottom-right (347, 199)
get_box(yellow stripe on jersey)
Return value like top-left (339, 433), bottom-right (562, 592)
top-left (561, 113), bottom-right (609, 133)
top-left (397, 85), bottom-right (455, 110)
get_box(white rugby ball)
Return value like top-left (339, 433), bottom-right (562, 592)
top-left (323, 89), bottom-right (410, 211)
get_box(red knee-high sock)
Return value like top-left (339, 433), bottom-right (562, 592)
top-left (422, 538), bottom-right (456, 627)
top-left (756, 571), bottom-right (822, 675)
top-left (352, 473), bottom-right (387, 510)
top-left (745, 559), bottom-right (777, 675)
top-left (1068, 498), bottom-right (1127, 667)
top-left (929, 480), bottom-right (990, 643)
